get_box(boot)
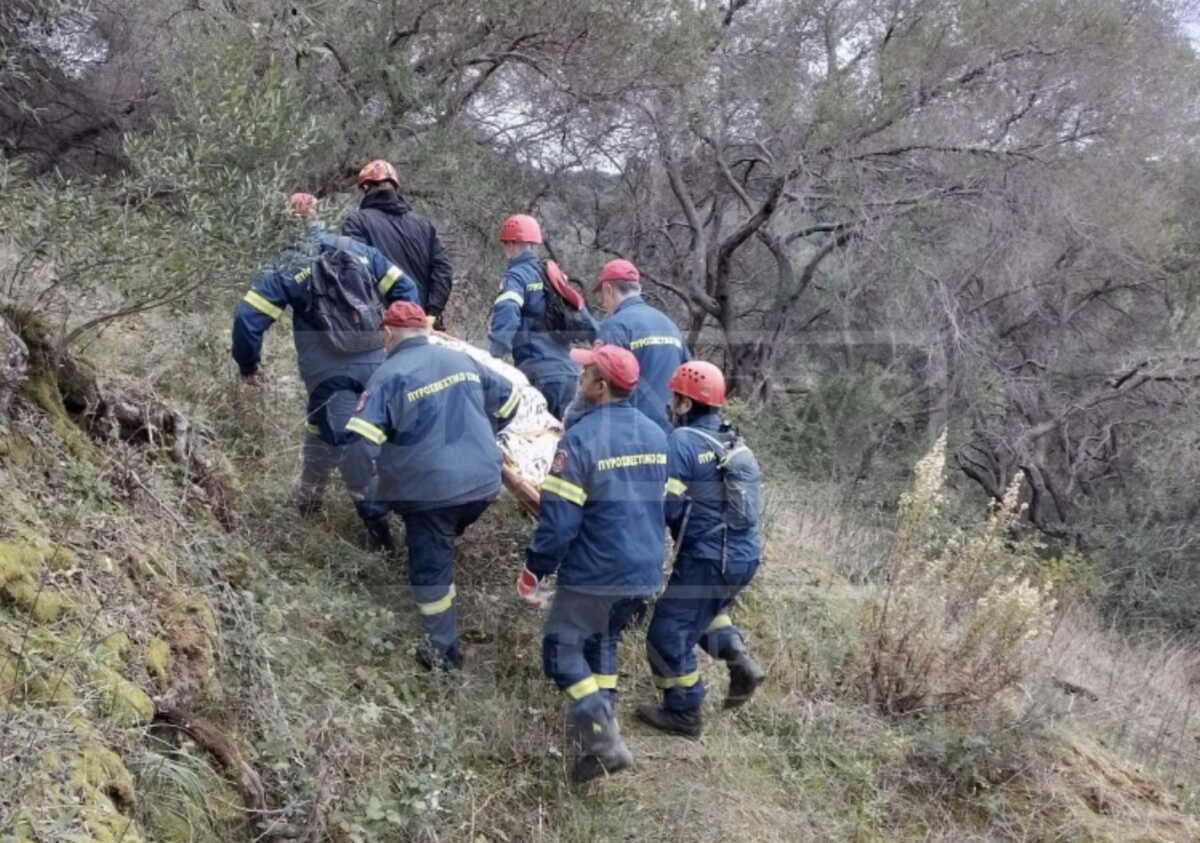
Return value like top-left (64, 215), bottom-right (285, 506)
top-left (362, 517), bottom-right (396, 553)
top-left (415, 639), bottom-right (462, 673)
top-left (724, 649), bottom-right (765, 709)
top-left (568, 698), bottom-right (632, 784)
top-left (292, 481), bottom-right (325, 516)
top-left (635, 703), bottom-right (702, 738)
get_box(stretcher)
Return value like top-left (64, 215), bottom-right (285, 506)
top-left (428, 332), bottom-right (562, 518)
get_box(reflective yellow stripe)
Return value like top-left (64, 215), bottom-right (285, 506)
top-left (565, 675), bottom-right (599, 699)
top-left (706, 614), bottom-right (733, 632)
top-left (666, 477), bottom-right (687, 496)
top-left (495, 291), bottom-right (524, 308)
top-left (541, 475), bottom-right (587, 506)
top-left (654, 671), bottom-right (701, 690)
top-left (594, 674), bottom-right (618, 690)
top-left (305, 423), bottom-right (320, 435)
top-left (417, 584), bottom-right (456, 616)
top-left (496, 389), bottom-right (520, 419)
top-left (243, 290), bottom-right (283, 320)
top-left (377, 265), bottom-right (403, 295)
top-left (345, 417), bottom-right (386, 445)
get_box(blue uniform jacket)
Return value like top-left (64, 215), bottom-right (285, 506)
top-left (231, 228), bottom-right (418, 389)
top-left (487, 251), bottom-right (598, 382)
top-left (596, 295), bottom-right (689, 432)
top-left (342, 337), bottom-right (519, 513)
top-left (526, 400), bottom-right (668, 594)
top-left (665, 410), bottom-right (761, 565)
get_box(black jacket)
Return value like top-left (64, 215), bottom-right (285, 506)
top-left (342, 189), bottom-right (454, 316)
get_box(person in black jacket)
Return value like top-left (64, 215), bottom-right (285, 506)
top-left (342, 159), bottom-right (454, 330)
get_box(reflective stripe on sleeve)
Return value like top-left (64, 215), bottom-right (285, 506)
top-left (594, 674), bottom-right (618, 690)
top-left (653, 670), bottom-right (701, 690)
top-left (243, 290), bottom-right (283, 320)
top-left (346, 417), bottom-right (386, 445)
top-left (496, 389), bottom-right (520, 419)
top-left (377, 265), bottom-right (403, 295)
top-left (541, 475), bottom-right (587, 506)
top-left (706, 614), bottom-right (733, 632)
top-left (417, 584), bottom-right (456, 616)
top-left (666, 477), bottom-right (687, 496)
top-left (495, 291), bottom-right (524, 308)
top-left (305, 423), bottom-right (320, 435)
top-left (565, 675), bottom-right (600, 699)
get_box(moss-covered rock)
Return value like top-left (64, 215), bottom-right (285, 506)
top-left (23, 371), bottom-right (99, 463)
top-left (144, 636), bottom-right (171, 693)
top-left (98, 631), bottom-right (131, 669)
top-left (0, 541), bottom-right (70, 623)
top-left (7, 746), bottom-right (145, 843)
top-left (93, 665), bottom-right (154, 727)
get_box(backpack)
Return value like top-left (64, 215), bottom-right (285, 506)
top-left (539, 260), bottom-right (587, 346)
top-left (682, 426), bottom-right (763, 531)
top-left (308, 237), bottom-right (385, 354)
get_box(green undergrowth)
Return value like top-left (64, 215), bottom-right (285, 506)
top-left (1, 322), bottom-right (1198, 842)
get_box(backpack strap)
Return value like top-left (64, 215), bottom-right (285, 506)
top-left (679, 426), bottom-right (727, 460)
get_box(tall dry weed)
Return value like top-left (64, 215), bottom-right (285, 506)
top-left (864, 432), bottom-right (1057, 715)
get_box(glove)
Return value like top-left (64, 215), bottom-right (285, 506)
top-left (516, 568), bottom-right (551, 608)
top-left (431, 312), bottom-right (447, 332)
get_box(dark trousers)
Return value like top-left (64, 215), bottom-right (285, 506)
top-left (299, 375), bottom-right (366, 493)
top-left (532, 376), bottom-right (576, 421)
top-left (542, 588), bottom-right (647, 717)
top-left (400, 499), bottom-right (492, 661)
top-left (645, 555), bottom-right (759, 713)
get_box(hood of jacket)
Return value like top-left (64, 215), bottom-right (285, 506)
top-left (359, 188), bottom-right (411, 217)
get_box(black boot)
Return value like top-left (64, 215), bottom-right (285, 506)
top-left (293, 482), bottom-right (325, 516)
top-left (415, 639), bottom-right (462, 673)
top-left (362, 516), bottom-right (396, 553)
top-left (725, 649), bottom-right (765, 709)
top-left (568, 698), bottom-right (633, 784)
top-left (635, 703), bottom-right (702, 738)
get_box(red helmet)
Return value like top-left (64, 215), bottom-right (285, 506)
top-left (545, 260), bottom-right (583, 310)
top-left (592, 258), bottom-right (640, 292)
top-left (499, 214), bottom-right (542, 244)
top-left (356, 159), bottom-right (400, 189)
top-left (667, 360), bottom-right (726, 407)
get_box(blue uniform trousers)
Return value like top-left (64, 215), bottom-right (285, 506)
top-left (400, 498), bottom-right (492, 663)
top-left (543, 587), bottom-right (647, 717)
top-left (645, 554), bottom-right (759, 713)
top-left (532, 376), bottom-right (576, 422)
top-left (299, 375), bottom-right (367, 491)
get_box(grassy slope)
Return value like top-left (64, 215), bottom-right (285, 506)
top-left (1, 318), bottom-right (1198, 842)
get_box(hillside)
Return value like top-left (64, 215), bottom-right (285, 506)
top-left (1, 310), bottom-right (1197, 843)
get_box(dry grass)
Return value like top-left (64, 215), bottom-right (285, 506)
top-left (2, 307), bottom-right (1199, 842)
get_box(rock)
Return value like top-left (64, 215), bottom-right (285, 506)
top-left (0, 314), bottom-right (29, 417)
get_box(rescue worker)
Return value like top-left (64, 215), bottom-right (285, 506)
top-left (516, 344), bottom-right (667, 783)
top-left (639, 361), bottom-right (765, 738)
top-left (487, 213), bottom-right (598, 419)
top-left (591, 259), bottom-right (688, 433)
top-left (343, 301), bottom-right (520, 671)
top-left (232, 192), bottom-right (418, 515)
top-left (342, 159), bottom-right (454, 330)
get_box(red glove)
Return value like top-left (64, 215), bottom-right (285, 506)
top-left (516, 568), bottom-right (550, 608)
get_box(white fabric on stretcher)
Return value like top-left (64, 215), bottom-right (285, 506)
top-left (428, 332), bottom-right (563, 489)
